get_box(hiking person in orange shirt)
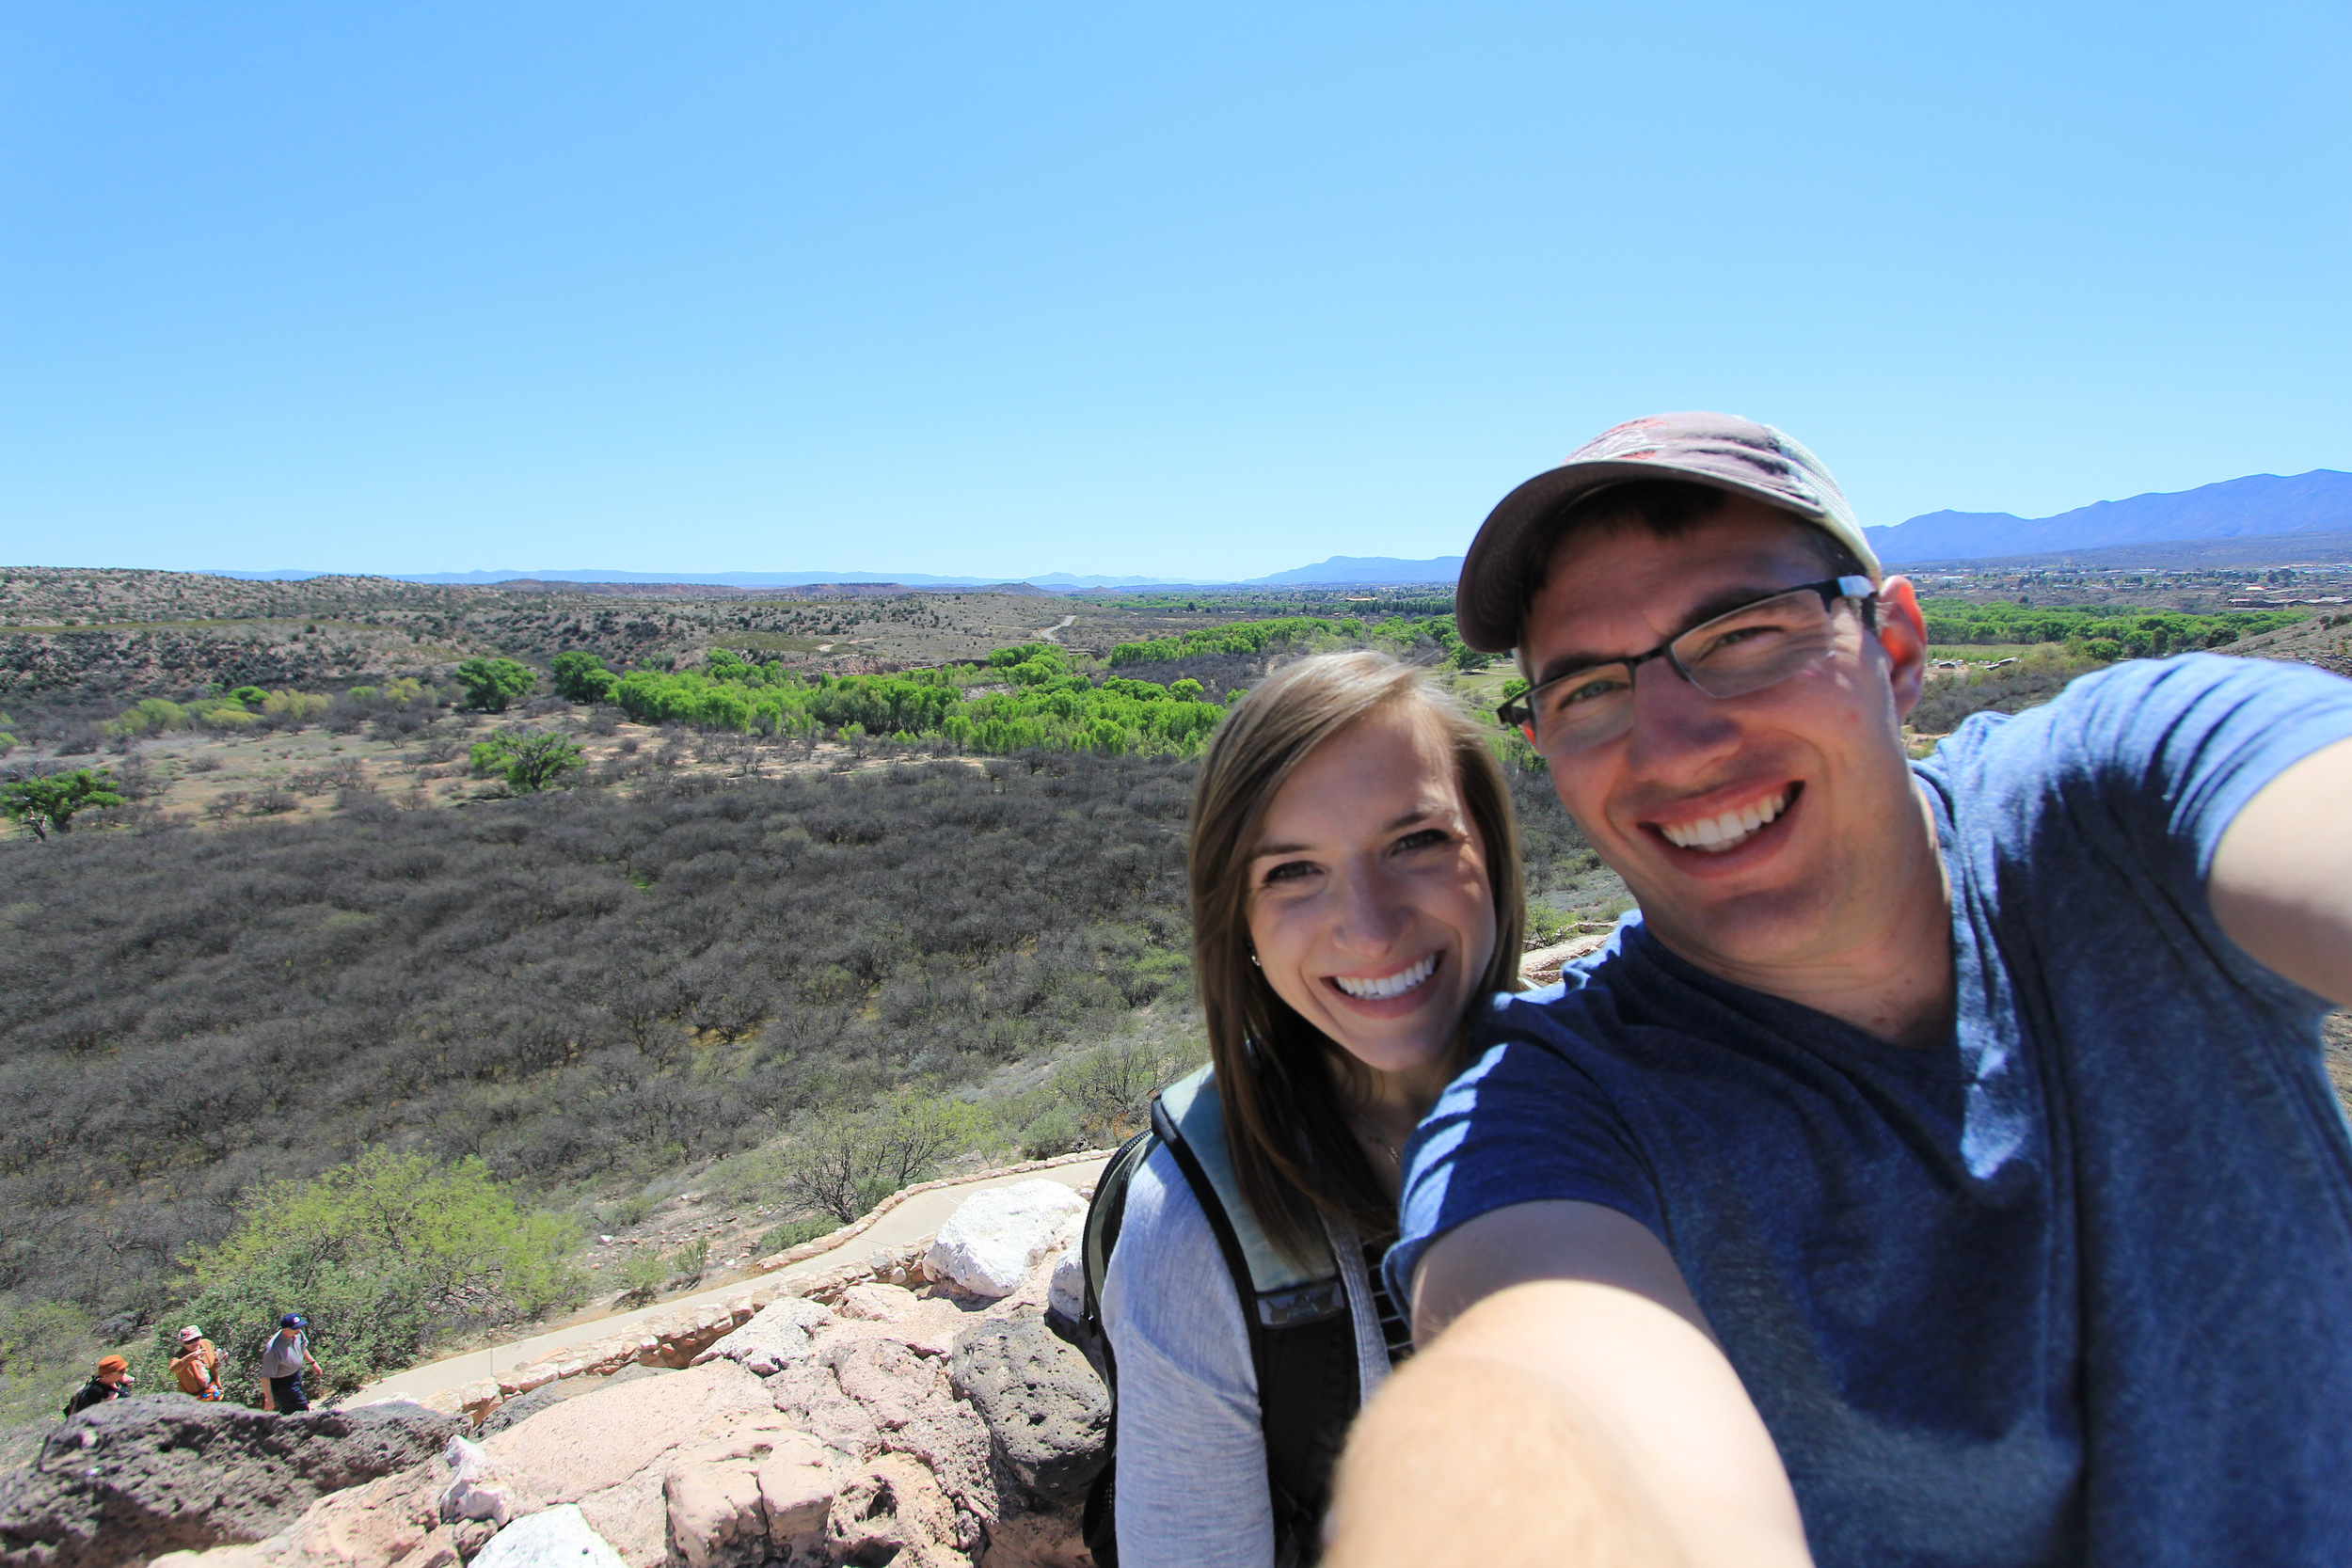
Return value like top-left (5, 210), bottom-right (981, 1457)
top-left (169, 1325), bottom-right (224, 1400)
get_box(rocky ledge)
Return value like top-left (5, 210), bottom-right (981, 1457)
top-left (2, 1180), bottom-right (1105, 1568)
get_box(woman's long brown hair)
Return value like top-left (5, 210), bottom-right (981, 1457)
top-left (1189, 651), bottom-right (1526, 1262)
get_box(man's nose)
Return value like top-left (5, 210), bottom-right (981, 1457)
top-left (1623, 657), bottom-right (1741, 776)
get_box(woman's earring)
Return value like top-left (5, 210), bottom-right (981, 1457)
top-left (1248, 951), bottom-right (1262, 968)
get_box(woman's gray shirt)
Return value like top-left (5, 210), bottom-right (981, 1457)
top-left (1102, 1143), bottom-right (1395, 1568)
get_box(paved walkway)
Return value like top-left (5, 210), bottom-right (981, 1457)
top-left (355, 1158), bottom-right (1106, 1406)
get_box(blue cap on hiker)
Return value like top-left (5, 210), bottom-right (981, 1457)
top-left (281, 1313), bottom-right (306, 1327)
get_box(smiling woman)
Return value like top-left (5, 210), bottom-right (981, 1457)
top-left (1097, 651), bottom-right (1526, 1568)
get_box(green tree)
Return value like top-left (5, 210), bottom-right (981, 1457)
top-left (469, 730), bottom-right (586, 793)
top-left (550, 650), bottom-right (621, 704)
top-left (177, 1148), bottom-right (582, 1400)
top-left (2, 768), bottom-right (127, 840)
top-left (453, 657), bottom-right (536, 712)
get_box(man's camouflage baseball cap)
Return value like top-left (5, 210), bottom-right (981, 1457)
top-left (1454, 411), bottom-right (1882, 652)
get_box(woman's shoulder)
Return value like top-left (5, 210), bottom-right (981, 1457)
top-left (1114, 1142), bottom-right (1222, 1273)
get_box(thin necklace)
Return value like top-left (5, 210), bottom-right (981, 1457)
top-left (1360, 1124), bottom-right (1403, 1166)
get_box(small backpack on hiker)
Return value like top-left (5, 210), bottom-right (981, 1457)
top-left (1060, 1065), bottom-right (1391, 1568)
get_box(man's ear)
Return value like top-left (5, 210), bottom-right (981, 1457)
top-left (1874, 576), bottom-right (1930, 720)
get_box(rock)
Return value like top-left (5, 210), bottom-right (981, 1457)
top-left (924, 1181), bottom-right (1086, 1299)
top-left (836, 1284), bottom-right (918, 1322)
top-left (450, 1519), bottom-right (497, 1560)
top-left (660, 1421), bottom-right (833, 1568)
top-left (826, 1455), bottom-right (966, 1568)
top-left (475, 1386), bottom-right (575, 1439)
top-left (437, 1437), bottom-right (512, 1528)
top-left (948, 1314), bottom-right (1111, 1499)
top-left (1046, 1247), bottom-right (1084, 1321)
top-left (146, 1550), bottom-right (273, 1568)
top-left (977, 1502), bottom-right (1092, 1568)
top-left (691, 1298), bottom-right (834, 1376)
top-left (767, 1336), bottom-right (1012, 1543)
top-left (259, 1446), bottom-right (451, 1568)
top-left (479, 1365), bottom-right (673, 1439)
top-left (399, 1534), bottom-right (463, 1568)
top-left (477, 1360), bottom-right (775, 1568)
top-left (850, 1296), bottom-right (971, 1360)
top-left (0, 1395), bottom-right (460, 1568)
top-left (468, 1506), bottom-right (625, 1568)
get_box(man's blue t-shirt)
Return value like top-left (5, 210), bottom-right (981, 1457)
top-left (1391, 654), bottom-right (2352, 1567)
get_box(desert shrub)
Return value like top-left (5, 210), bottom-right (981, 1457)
top-left (0, 737), bottom-right (1597, 1328)
top-left (170, 1148), bottom-right (581, 1400)
top-left (1910, 649), bottom-right (2108, 735)
top-left (1046, 1038), bottom-right (1202, 1147)
top-left (0, 752), bottom-right (1201, 1321)
top-left (757, 1215), bottom-right (840, 1253)
top-left (0, 1298), bottom-right (107, 1435)
top-left (773, 1095), bottom-right (988, 1223)
top-left (261, 690), bottom-right (332, 721)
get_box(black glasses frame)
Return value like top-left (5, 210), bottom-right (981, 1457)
top-left (1496, 575), bottom-right (1877, 736)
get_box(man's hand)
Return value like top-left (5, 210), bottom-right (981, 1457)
top-left (2211, 735), bottom-right (2352, 1007)
top-left (1324, 1202), bottom-right (1812, 1568)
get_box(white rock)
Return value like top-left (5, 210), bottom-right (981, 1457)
top-left (469, 1505), bottom-right (627, 1568)
top-left (691, 1295), bottom-right (836, 1374)
top-left (923, 1180), bottom-right (1087, 1298)
top-left (1048, 1245), bottom-right (1085, 1320)
top-left (440, 1434), bottom-right (514, 1527)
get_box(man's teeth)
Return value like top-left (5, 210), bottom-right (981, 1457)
top-left (1660, 790), bottom-right (1788, 853)
top-left (1334, 954), bottom-right (1437, 1001)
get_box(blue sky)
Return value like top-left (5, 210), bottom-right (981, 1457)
top-left (4, 2), bottom-right (2346, 580)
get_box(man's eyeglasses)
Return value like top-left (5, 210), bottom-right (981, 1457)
top-left (1498, 576), bottom-right (1877, 756)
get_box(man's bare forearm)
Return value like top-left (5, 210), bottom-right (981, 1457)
top-left (1327, 1280), bottom-right (1813, 1568)
top-left (2212, 735), bottom-right (2352, 1007)
top-left (1326, 1345), bottom-right (1687, 1567)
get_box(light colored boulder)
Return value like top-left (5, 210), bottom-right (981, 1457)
top-left (923, 1181), bottom-right (1086, 1299)
top-left (469, 1506), bottom-right (627, 1568)
top-left (826, 1454), bottom-right (967, 1568)
top-left (1047, 1247), bottom-right (1084, 1320)
top-left (837, 1283), bottom-right (918, 1322)
top-left (476, 1360), bottom-right (775, 1567)
top-left (691, 1296), bottom-right (835, 1375)
top-left (660, 1421), bottom-right (834, 1568)
top-left (438, 1434), bottom-right (514, 1528)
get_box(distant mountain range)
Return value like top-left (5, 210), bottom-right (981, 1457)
top-left (193, 468), bottom-right (2352, 589)
top-left (1863, 469), bottom-right (2352, 564)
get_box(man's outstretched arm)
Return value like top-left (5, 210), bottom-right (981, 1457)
top-left (1325, 1201), bottom-right (1812, 1568)
top-left (2210, 734), bottom-right (2352, 1008)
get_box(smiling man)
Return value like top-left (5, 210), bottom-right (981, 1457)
top-left (1324, 413), bottom-right (2352, 1567)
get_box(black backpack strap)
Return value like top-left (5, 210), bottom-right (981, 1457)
top-left (1081, 1128), bottom-right (1160, 1343)
top-left (1150, 1095), bottom-right (1272, 1367)
top-left (1149, 1098), bottom-right (1360, 1567)
top-left (1077, 1129), bottom-right (1159, 1568)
